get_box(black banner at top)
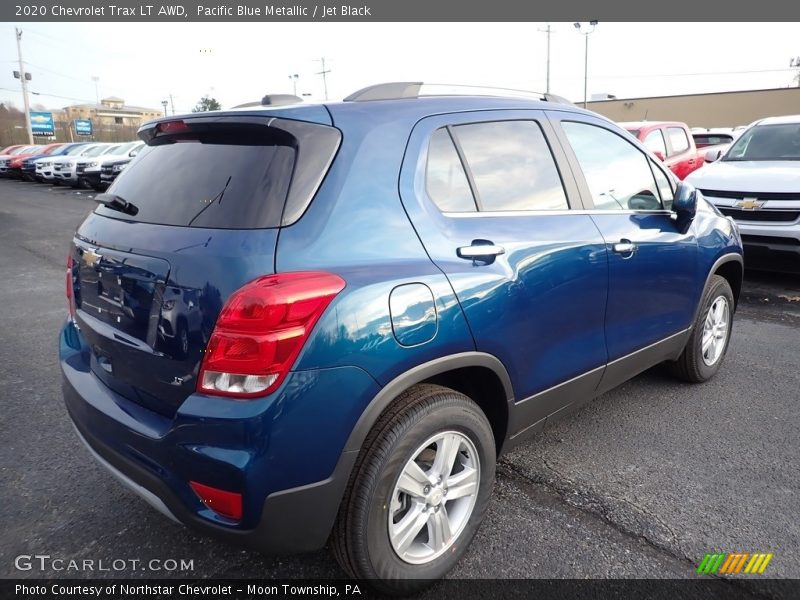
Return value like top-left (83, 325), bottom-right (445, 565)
top-left (3, 0), bottom-right (800, 22)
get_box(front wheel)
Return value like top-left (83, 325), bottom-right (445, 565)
top-left (670, 275), bottom-right (734, 383)
top-left (331, 384), bottom-right (495, 594)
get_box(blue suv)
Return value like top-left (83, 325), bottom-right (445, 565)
top-left (60, 83), bottom-right (743, 591)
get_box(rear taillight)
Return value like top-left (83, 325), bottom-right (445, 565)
top-left (198, 272), bottom-right (345, 399)
top-left (66, 255), bottom-right (76, 318)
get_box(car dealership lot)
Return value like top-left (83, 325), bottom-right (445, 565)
top-left (0, 179), bottom-right (798, 587)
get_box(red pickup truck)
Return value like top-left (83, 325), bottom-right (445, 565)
top-left (620, 121), bottom-right (705, 180)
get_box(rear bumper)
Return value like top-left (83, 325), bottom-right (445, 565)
top-left (60, 319), bottom-right (378, 553)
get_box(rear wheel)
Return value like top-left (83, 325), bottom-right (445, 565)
top-left (669, 275), bottom-right (734, 383)
top-left (331, 384), bottom-right (495, 594)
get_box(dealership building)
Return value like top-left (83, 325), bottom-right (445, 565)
top-left (59, 96), bottom-right (162, 130)
top-left (587, 87), bottom-right (800, 128)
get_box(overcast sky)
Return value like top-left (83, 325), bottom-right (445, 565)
top-left (1, 22), bottom-right (799, 114)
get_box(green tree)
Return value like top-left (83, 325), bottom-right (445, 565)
top-left (192, 95), bottom-right (222, 112)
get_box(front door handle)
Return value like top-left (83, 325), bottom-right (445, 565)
top-left (457, 243), bottom-right (506, 260)
top-left (612, 240), bottom-right (637, 255)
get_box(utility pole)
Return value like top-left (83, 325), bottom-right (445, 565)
top-left (538, 24), bottom-right (552, 93)
top-left (315, 58), bottom-right (331, 100)
top-left (14, 28), bottom-right (34, 144)
top-left (169, 94), bottom-right (175, 115)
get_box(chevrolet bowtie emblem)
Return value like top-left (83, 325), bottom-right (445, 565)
top-left (82, 248), bottom-right (102, 266)
top-left (735, 198), bottom-right (764, 210)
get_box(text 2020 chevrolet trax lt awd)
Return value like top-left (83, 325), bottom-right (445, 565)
top-left (61, 83), bottom-right (743, 592)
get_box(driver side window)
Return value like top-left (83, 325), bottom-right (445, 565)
top-left (562, 121), bottom-right (663, 211)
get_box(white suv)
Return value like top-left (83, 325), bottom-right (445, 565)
top-left (76, 141), bottom-right (143, 189)
top-left (52, 144), bottom-right (113, 185)
top-left (686, 114), bottom-right (800, 270)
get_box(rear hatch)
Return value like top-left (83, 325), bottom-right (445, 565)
top-left (69, 113), bottom-right (341, 416)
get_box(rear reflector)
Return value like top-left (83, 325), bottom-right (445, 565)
top-left (189, 481), bottom-right (242, 521)
top-left (197, 272), bottom-right (345, 399)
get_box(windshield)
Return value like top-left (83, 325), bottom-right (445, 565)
top-left (724, 123), bottom-right (800, 161)
top-left (66, 145), bottom-right (89, 156)
top-left (84, 145), bottom-right (112, 157)
top-left (10, 146), bottom-right (32, 155)
top-left (50, 145), bottom-right (76, 156)
top-left (98, 135), bottom-right (295, 229)
top-left (110, 142), bottom-right (137, 155)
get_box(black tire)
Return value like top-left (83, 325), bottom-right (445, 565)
top-left (331, 384), bottom-right (495, 594)
top-left (669, 275), bottom-right (734, 383)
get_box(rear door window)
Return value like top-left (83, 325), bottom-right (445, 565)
top-left (451, 120), bottom-right (569, 211)
top-left (425, 128), bottom-right (477, 212)
top-left (666, 127), bottom-right (690, 155)
top-left (643, 129), bottom-right (667, 156)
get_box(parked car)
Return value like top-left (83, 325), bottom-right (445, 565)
top-left (38, 143), bottom-right (94, 183)
top-left (80, 141), bottom-right (144, 190)
top-left (52, 143), bottom-right (113, 186)
top-left (61, 84), bottom-right (743, 592)
top-left (99, 157), bottom-right (133, 189)
top-left (0, 144), bottom-right (26, 158)
top-left (686, 114), bottom-right (800, 271)
top-left (620, 121), bottom-right (706, 180)
top-left (692, 128), bottom-right (739, 149)
top-left (0, 145), bottom-right (39, 177)
top-left (17, 143), bottom-right (67, 181)
top-left (6, 144), bottom-right (61, 179)
top-left (32, 143), bottom-right (91, 182)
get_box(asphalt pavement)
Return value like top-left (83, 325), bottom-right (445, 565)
top-left (0, 179), bottom-right (798, 594)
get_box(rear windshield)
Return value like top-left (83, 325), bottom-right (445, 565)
top-left (97, 133), bottom-right (295, 229)
top-left (693, 134), bottom-right (733, 147)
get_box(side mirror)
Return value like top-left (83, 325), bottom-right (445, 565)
top-left (653, 150), bottom-right (665, 162)
top-left (673, 182), bottom-right (697, 221)
top-left (704, 149), bottom-right (722, 163)
top-left (129, 150), bottom-right (138, 157)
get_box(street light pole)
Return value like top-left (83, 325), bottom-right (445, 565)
top-left (574, 21), bottom-right (598, 109)
top-left (538, 24), bottom-right (552, 94)
top-left (289, 74), bottom-right (299, 96)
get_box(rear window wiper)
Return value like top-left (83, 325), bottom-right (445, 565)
top-left (95, 193), bottom-right (139, 216)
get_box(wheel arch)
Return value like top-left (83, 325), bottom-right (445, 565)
top-left (694, 253), bottom-right (743, 324)
top-left (343, 353), bottom-right (514, 457)
top-left (714, 257), bottom-right (743, 308)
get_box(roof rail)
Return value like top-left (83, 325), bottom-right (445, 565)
top-left (343, 82), bottom-right (575, 106)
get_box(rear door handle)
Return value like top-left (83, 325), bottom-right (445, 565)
top-left (457, 243), bottom-right (506, 260)
top-left (612, 240), bottom-right (637, 255)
